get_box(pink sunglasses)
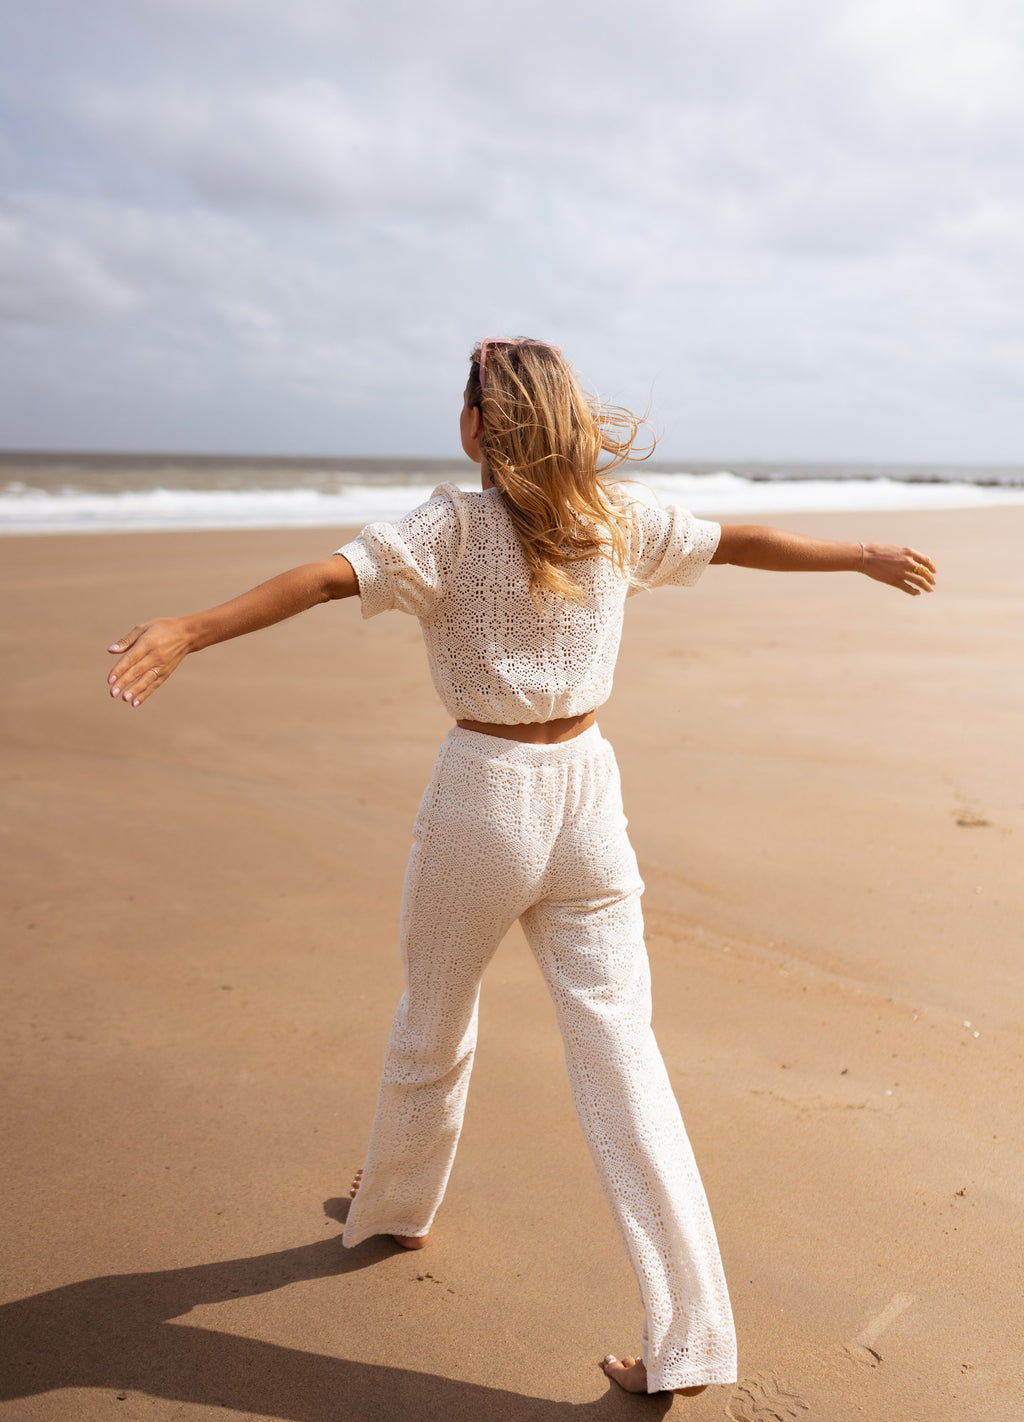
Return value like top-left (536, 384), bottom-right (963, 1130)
top-left (477, 338), bottom-right (562, 387)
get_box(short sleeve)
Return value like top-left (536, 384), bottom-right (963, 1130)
top-left (624, 493), bottom-right (721, 593)
top-left (336, 484), bottom-right (468, 619)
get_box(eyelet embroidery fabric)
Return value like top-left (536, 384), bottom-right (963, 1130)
top-left (337, 486), bottom-right (736, 1391)
top-left (336, 483), bottom-right (721, 724)
top-left (342, 726), bottom-right (737, 1389)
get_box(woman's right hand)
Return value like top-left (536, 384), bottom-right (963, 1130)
top-left (862, 545), bottom-right (937, 596)
top-left (106, 617), bottom-right (194, 708)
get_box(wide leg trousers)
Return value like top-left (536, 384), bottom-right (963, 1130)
top-left (342, 724), bottom-right (737, 1391)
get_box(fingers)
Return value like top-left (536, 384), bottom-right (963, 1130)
top-left (107, 624), bottom-right (151, 696)
top-left (132, 666), bottom-right (167, 707)
top-left (107, 626), bottom-right (145, 655)
top-left (107, 637), bottom-right (153, 703)
top-left (110, 661), bottom-right (167, 707)
top-left (106, 620), bottom-right (183, 707)
top-left (900, 547), bottom-right (937, 596)
top-left (909, 548), bottom-right (937, 575)
top-left (864, 544), bottom-right (937, 596)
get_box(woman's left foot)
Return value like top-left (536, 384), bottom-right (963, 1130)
top-left (349, 1166), bottom-right (429, 1250)
top-left (393, 1233), bottom-right (429, 1250)
top-left (602, 1355), bottom-right (708, 1397)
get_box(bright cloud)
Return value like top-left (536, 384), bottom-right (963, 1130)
top-left (1, 0), bottom-right (1023, 459)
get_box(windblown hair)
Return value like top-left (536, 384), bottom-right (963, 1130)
top-left (467, 340), bottom-right (654, 605)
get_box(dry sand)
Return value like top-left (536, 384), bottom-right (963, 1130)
top-left (1, 506), bottom-right (1021, 1421)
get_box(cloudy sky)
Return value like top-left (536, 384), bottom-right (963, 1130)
top-left (2, 0), bottom-right (1023, 461)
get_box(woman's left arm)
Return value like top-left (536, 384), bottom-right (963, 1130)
top-left (711, 525), bottom-right (936, 596)
top-left (106, 554), bottom-right (360, 708)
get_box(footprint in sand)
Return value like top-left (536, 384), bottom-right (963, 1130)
top-left (726, 1370), bottom-right (810, 1421)
top-left (725, 1293), bottom-right (915, 1421)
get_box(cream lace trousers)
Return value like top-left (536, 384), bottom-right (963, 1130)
top-left (342, 725), bottom-right (737, 1391)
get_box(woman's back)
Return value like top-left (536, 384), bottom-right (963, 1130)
top-left (338, 481), bottom-right (721, 726)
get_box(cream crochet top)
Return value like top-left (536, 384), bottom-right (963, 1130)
top-left (337, 482), bottom-right (720, 725)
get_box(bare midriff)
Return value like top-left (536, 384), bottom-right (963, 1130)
top-left (455, 710), bottom-right (597, 744)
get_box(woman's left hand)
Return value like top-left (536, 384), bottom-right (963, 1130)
top-left (106, 617), bottom-right (194, 707)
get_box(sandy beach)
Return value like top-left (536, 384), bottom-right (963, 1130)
top-left (2, 505), bottom-right (1021, 1422)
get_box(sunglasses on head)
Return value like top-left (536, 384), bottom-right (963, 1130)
top-left (477, 338), bottom-right (562, 387)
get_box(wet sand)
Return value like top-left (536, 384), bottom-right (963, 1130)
top-left (1, 506), bottom-right (1021, 1421)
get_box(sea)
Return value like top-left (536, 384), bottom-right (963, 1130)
top-left (3, 452), bottom-right (1024, 535)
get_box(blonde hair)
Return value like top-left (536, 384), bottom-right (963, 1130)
top-left (467, 339), bottom-right (653, 605)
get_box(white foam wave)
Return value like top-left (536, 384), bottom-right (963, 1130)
top-left (2, 472), bottom-right (1024, 535)
top-left (642, 472), bottom-right (1024, 515)
top-left (0, 482), bottom-right (460, 535)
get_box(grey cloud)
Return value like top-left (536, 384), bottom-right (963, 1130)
top-left (1, 0), bottom-right (1023, 458)
top-left (0, 202), bottom-right (138, 322)
top-left (72, 79), bottom-right (479, 218)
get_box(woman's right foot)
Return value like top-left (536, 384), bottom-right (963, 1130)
top-left (349, 1167), bottom-right (429, 1251)
top-left (602, 1355), bottom-right (708, 1397)
top-left (602, 1356), bottom-right (648, 1393)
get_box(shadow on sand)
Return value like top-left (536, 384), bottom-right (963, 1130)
top-left (0, 1205), bottom-right (672, 1420)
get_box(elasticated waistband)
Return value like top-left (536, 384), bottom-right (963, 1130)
top-left (444, 721), bottom-right (607, 767)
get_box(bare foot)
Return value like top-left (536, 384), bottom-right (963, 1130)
top-left (602, 1355), bottom-right (708, 1397)
top-left (349, 1167), bottom-right (429, 1251)
top-left (602, 1355), bottom-right (648, 1393)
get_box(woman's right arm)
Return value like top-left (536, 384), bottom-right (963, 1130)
top-left (106, 554), bottom-right (359, 708)
top-left (711, 525), bottom-right (936, 595)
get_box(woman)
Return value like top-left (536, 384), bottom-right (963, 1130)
top-left (107, 339), bottom-right (935, 1394)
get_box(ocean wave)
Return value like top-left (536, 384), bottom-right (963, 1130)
top-left (3, 471), bottom-right (1024, 535)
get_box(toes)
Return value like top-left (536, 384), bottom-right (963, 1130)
top-left (602, 1355), bottom-right (647, 1394)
